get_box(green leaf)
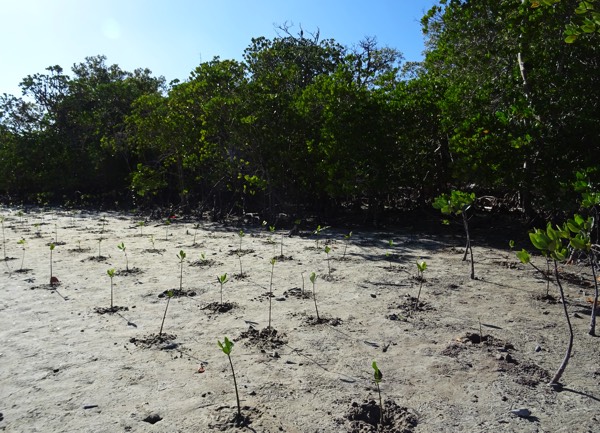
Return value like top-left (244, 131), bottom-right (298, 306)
top-left (309, 272), bottom-right (317, 284)
top-left (516, 249), bottom-right (530, 264)
top-left (565, 34), bottom-right (579, 43)
top-left (372, 361), bottom-right (382, 383)
top-left (529, 231), bottom-right (550, 251)
top-left (218, 336), bottom-right (234, 355)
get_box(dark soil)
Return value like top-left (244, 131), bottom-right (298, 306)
top-left (129, 333), bottom-right (178, 350)
top-left (236, 326), bottom-right (287, 349)
top-left (201, 301), bottom-right (236, 313)
top-left (158, 288), bottom-right (197, 298)
top-left (305, 315), bottom-right (343, 326)
top-left (94, 305), bottom-right (129, 314)
top-left (345, 399), bottom-right (418, 433)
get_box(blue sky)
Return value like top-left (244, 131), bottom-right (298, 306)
top-left (1, 0), bottom-right (439, 96)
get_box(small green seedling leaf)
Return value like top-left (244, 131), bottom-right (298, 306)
top-left (372, 360), bottom-right (383, 383)
top-left (177, 250), bottom-right (186, 261)
top-left (417, 260), bottom-right (427, 273)
top-left (107, 268), bottom-right (115, 278)
top-left (509, 240), bottom-right (515, 249)
top-left (218, 336), bottom-right (234, 355)
top-left (218, 273), bottom-right (228, 284)
top-left (309, 272), bottom-right (317, 284)
top-left (117, 242), bottom-right (125, 252)
top-left (516, 249), bottom-right (531, 264)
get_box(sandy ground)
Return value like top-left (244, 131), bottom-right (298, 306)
top-left (1, 208), bottom-right (599, 432)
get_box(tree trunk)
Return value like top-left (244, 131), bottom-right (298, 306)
top-left (548, 260), bottom-right (574, 387)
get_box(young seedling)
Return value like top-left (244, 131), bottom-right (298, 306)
top-left (158, 289), bottom-right (174, 337)
top-left (54, 223), bottom-right (59, 243)
top-left (97, 237), bottom-right (103, 259)
top-left (324, 245), bottom-right (332, 276)
top-left (310, 272), bottom-right (320, 321)
top-left (217, 337), bottom-right (243, 423)
top-left (529, 222), bottom-right (573, 386)
top-left (238, 229), bottom-right (245, 253)
top-left (137, 221), bottom-right (145, 236)
top-left (117, 242), bottom-right (129, 271)
top-left (149, 234), bottom-right (156, 250)
top-left (566, 214), bottom-right (598, 335)
top-left (217, 273), bottom-right (229, 305)
top-left (413, 260), bottom-right (428, 312)
top-left (192, 223), bottom-right (201, 245)
top-left (268, 258), bottom-right (276, 329)
top-left (107, 268), bottom-right (116, 308)
top-left (372, 361), bottom-right (384, 427)
top-left (49, 242), bottom-right (56, 284)
top-left (177, 250), bottom-right (186, 291)
top-left (515, 248), bottom-right (552, 296)
top-left (301, 271), bottom-right (306, 296)
top-left (386, 240), bottom-right (394, 269)
top-left (1, 216), bottom-right (6, 261)
top-left (236, 250), bottom-right (244, 276)
top-left (17, 238), bottom-right (26, 271)
top-left (343, 231), bottom-right (353, 259)
top-left (433, 190), bottom-right (476, 279)
top-left (313, 225), bottom-right (329, 249)
top-left (164, 218), bottom-right (171, 240)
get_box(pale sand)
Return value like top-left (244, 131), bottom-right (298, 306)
top-left (1, 208), bottom-right (598, 432)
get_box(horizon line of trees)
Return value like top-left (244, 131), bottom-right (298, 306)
top-left (1, 0), bottom-right (598, 223)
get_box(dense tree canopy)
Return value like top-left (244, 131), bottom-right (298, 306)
top-left (1, 2), bottom-right (598, 222)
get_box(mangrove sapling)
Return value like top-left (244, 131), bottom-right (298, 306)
top-left (1, 216), bottom-right (6, 260)
top-left (107, 268), bottom-right (116, 308)
top-left (433, 190), bottom-right (476, 279)
top-left (236, 251), bottom-right (244, 276)
top-left (515, 248), bottom-right (553, 297)
top-left (566, 214), bottom-right (598, 335)
top-left (279, 228), bottom-right (284, 257)
top-left (324, 245), bottom-right (332, 276)
top-left (137, 221), bottom-right (145, 237)
top-left (301, 271), bottom-right (306, 297)
top-left (164, 218), bottom-right (171, 240)
top-left (217, 273), bottom-right (229, 305)
top-left (117, 242), bottom-right (129, 271)
top-left (313, 225), bottom-right (329, 249)
top-left (386, 240), bottom-right (394, 269)
top-left (17, 238), bottom-right (26, 271)
top-left (192, 223), bottom-right (201, 245)
top-left (177, 250), bottom-right (186, 291)
top-left (268, 258), bottom-right (276, 329)
top-left (238, 229), bottom-right (245, 252)
top-left (372, 361), bottom-right (384, 428)
top-left (217, 337), bottom-right (243, 423)
top-left (343, 231), bottom-right (353, 259)
top-left (529, 222), bottom-right (574, 387)
top-left (158, 290), bottom-right (174, 337)
top-left (49, 242), bottom-right (56, 284)
top-left (97, 237), bottom-right (103, 259)
top-left (413, 260), bottom-right (428, 312)
top-left (310, 272), bottom-right (320, 321)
